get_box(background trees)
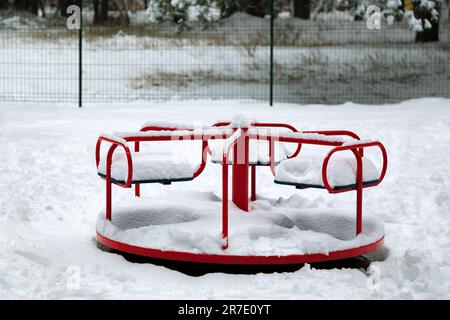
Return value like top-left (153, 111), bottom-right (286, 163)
top-left (0, 0), bottom-right (446, 41)
top-left (13, 0), bottom-right (41, 15)
top-left (294, 0), bottom-right (310, 19)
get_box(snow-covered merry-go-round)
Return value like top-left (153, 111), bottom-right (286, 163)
top-left (95, 116), bottom-right (388, 267)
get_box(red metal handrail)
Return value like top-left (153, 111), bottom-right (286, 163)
top-left (303, 130), bottom-right (361, 141)
top-left (321, 141), bottom-right (388, 194)
top-left (212, 121), bottom-right (231, 128)
top-left (96, 136), bottom-right (133, 221)
top-left (140, 123), bottom-right (235, 178)
top-left (140, 123), bottom-right (233, 157)
top-left (141, 125), bottom-right (191, 132)
top-left (103, 131), bottom-right (233, 184)
top-left (95, 136), bottom-right (133, 188)
top-left (303, 130), bottom-right (363, 156)
top-left (97, 122), bottom-right (387, 247)
top-left (251, 133), bottom-right (352, 147)
top-left (251, 122), bottom-right (302, 159)
top-left (321, 141), bottom-right (387, 235)
top-left (215, 121), bottom-right (303, 160)
top-left (194, 140), bottom-right (209, 178)
top-left (221, 128), bottom-right (248, 250)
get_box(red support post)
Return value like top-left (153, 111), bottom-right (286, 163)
top-left (106, 178), bottom-right (112, 221)
top-left (356, 152), bottom-right (363, 235)
top-left (356, 188), bottom-right (363, 235)
top-left (251, 165), bottom-right (256, 201)
top-left (134, 141), bottom-right (140, 197)
top-left (232, 128), bottom-right (249, 211)
top-left (135, 184), bottom-right (140, 198)
top-left (105, 144), bottom-right (119, 221)
top-left (269, 137), bottom-right (276, 175)
top-left (222, 155), bottom-right (229, 250)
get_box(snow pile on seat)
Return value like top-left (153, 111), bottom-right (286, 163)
top-left (96, 192), bottom-right (384, 256)
top-left (114, 127), bottom-right (233, 138)
top-left (98, 152), bottom-right (199, 183)
top-left (281, 131), bottom-right (358, 144)
top-left (210, 140), bottom-right (289, 165)
top-left (275, 154), bottom-right (379, 188)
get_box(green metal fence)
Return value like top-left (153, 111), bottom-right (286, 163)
top-left (0, 25), bottom-right (79, 102)
top-left (0, 5), bottom-right (449, 106)
top-left (83, 23), bottom-right (272, 104)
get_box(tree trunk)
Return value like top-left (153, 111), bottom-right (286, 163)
top-left (441, 0), bottom-right (449, 21)
top-left (118, 0), bottom-right (130, 25)
top-left (59, 0), bottom-right (79, 17)
top-left (219, 0), bottom-right (241, 19)
top-left (94, 0), bottom-right (100, 22)
top-left (414, 1), bottom-right (440, 42)
top-left (93, 0), bottom-right (110, 24)
top-left (0, 1), bottom-right (9, 9)
top-left (246, 0), bottom-right (267, 18)
top-left (14, 0), bottom-right (39, 15)
top-left (294, 0), bottom-right (310, 20)
top-left (415, 22), bottom-right (439, 42)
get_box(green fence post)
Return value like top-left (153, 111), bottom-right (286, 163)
top-left (269, 0), bottom-right (274, 107)
top-left (78, 0), bottom-right (83, 108)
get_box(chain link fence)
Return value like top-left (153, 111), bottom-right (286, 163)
top-left (0, 4), bottom-right (449, 105)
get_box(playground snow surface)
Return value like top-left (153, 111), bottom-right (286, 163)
top-left (1, 98), bottom-right (450, 299)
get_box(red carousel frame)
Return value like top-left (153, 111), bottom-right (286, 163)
top-left (95, 121), bottom-right (388, 265)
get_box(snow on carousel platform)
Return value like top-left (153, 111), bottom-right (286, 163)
top-left (95, 116), bottom-right (388, 266)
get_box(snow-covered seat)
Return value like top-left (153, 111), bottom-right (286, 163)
top-left (210, 140), bottom-right (290, 165)
top-left (98, 152), bottom-right (199, 185)
top-left (274, 154), bottom-right (380, 190)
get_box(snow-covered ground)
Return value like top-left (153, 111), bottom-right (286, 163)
top-left (1, 98), bottom-right (450, 299)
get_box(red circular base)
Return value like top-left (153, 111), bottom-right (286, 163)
top-left (96, 232), bottom-right (384, 265)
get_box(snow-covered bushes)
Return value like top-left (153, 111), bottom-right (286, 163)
top-left (353, 0), bottom-right (441, 41)
top-left (406, 0), bottom-right (440, 31)
top-left (380, 0), bottom-right (441, 41)
top-left (147, 0), bottom-right (223, 31)
top-left (144, 0), bottom-right (442, 41)
top-left (378, 0), bottom-right (441, 33)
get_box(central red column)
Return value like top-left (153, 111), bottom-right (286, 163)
top-left (232, 127), bottom-right (249, 211)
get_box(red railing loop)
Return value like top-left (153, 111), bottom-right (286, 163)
top-left (96, 136), bottom-right (133, 188)
top-left (322, 141), bottom-right (388, 194)
top-left (251, 122), bottom-right (302, 159)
